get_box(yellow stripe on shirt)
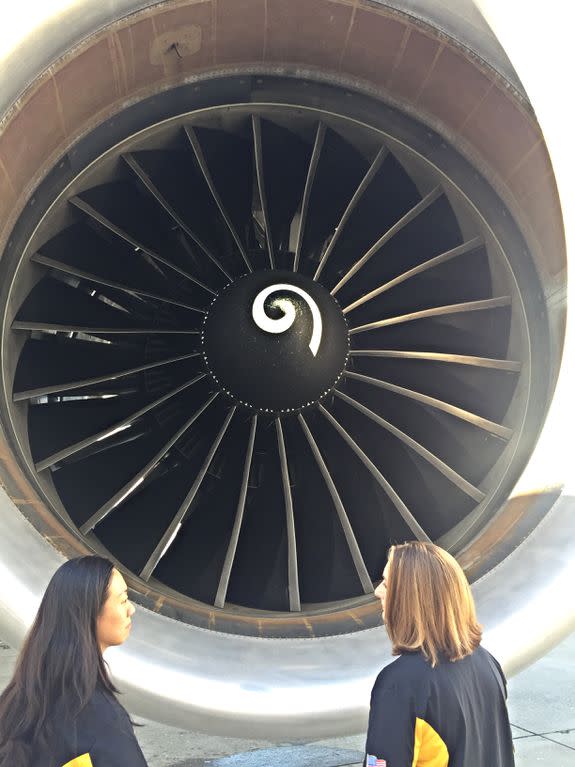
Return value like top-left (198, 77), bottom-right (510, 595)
top-left (62, 754), bottom-right (94, 767)
top-left (412, 717), bottom-right (449, 767)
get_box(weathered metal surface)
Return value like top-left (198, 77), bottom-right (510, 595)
top-left (0, 0), bottom-right (564, 289)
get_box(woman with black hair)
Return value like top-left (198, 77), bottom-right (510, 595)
top-left (0, 556), bottom-right (149, 767)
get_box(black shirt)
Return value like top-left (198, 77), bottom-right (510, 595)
top-left (365, 646), bottom-right (515, 767)
top-left (33, 687), bottom-right (148, 767)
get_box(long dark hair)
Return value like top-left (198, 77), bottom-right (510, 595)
top-left (0, 556), bottom-right (119, 766)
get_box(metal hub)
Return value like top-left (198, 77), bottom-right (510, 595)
top-left (202, 271), bottom-right (349, 414)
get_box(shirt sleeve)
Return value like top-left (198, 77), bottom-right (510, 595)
top-left (365, 672), bottom-right (417, 767)
top-left (84, 729), bottom-right (148, 767)
top-left (487, 651), bottom-right (508, 700)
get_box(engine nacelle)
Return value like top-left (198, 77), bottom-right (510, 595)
top-left (0, 0), bottom-right (572, 738)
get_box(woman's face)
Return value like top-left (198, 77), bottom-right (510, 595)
top-left (374, 562), bottom-right (390, 623)
top-left (97, 569), bottom-right (135, 652)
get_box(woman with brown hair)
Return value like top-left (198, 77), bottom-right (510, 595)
top-left (0, 556), bottom-right (148, 767)
top-left (366, 541), bottom-right (514, 767)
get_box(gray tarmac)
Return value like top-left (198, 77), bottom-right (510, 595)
top-left (1, 633), bottom-right (574, 766)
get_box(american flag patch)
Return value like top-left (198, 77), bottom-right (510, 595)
top-left (366, 755), bottom-right (387, 767)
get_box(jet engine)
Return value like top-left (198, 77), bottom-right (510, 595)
top-left (0, 0), bottom-right (572, 738)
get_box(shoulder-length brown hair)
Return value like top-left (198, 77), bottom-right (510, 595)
top-left (385, 541), bottom-right (482, 667)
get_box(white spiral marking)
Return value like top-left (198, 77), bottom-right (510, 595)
top-left (252, 284), bottom-right (323, 356)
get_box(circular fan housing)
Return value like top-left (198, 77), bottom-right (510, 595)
top-left (0, 79), bottom-right (549, 636)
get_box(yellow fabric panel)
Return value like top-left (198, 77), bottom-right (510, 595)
top-left (412, 717), bottom-right (449, 767)
top-left (61, 754), bottom-right (94, 767)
